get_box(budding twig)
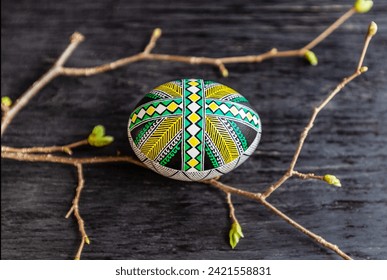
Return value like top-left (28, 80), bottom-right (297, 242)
top-left (1, 7), bottom-right (357, 136)
top-left (143, 28), bottom-right (162, 54)
top-left (292, 171), bottom-right (324, 181)
top-left (206, 179), bottom-right (352, 260)
top-left (357, 21), bottom-right (377, 71)
top-left (0, 33), bottom-right (84, 136)
top-left (262, 21), bottom-right (377, 199)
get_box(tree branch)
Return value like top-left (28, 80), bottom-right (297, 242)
top-left (302, 8), bottom-right (356, 51)
top-left (65, 163), bottom-right (89, 260)
top-left (206, 179), bottom-right (352, 260)
top-left (1, 140), bottom-right (88, 155)
top-left (1, 7), bottom-right (356, 136)
top-left (0, 33), bottom-right (84, 136)
top-left (1, 151), bottom-right (146, 168)
top-left (292, 171), bottom-right (324, 181)
top-left (60, 7), bottom-right (357, 77)
top-left (262, 21), bottom-right (376, 199)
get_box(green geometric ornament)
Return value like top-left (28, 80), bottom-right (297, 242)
top-left (128, 79), bottom-right (262, 181)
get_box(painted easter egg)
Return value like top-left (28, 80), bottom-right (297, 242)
top-left (128, 79), bottom-right (262, 181)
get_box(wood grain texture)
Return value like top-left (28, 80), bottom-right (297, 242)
top-left (1, 0), bottom-right (386, 260)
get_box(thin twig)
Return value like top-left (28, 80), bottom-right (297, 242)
top-left (357, 23), bottom-right (376, 71)
top-left (1, 140), bottom-right (88, 155)
top-left (0, 139), bottom-right (351, 261)
top-left (143, 28), bottom-right (162, 54)
top-left (0, 33), bottom-right (84, 136)
top-left (258, 197), bottom-right (351, 260)
top-left (60, 8), bottom-right (356, 77)
top-left (206, 179), bottom-right (352, 260)
top-left (1, 149), bottom-right (144, 261)
top-left (65, 163), bottom-right (89, 260)
top-left (226, 193), bottom-right (238, 224)
top-left (1, 151), bottom-right (146, 168)
top-left (292, 171), bottom-right (324, 181)
top-left (1, 8), bottom-right (356, 136)
top-left (302, 8), bottom-right (356, 51)
top-left (262, 22), bottom-right (376, 199)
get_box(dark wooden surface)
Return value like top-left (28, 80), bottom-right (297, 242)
top-left (1, 0), bottom-right (386, 260)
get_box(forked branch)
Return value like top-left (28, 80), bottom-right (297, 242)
top-left (65, 163), bottom-right (89, 260)
top-left (206, 179), bottom-right (352, 260)
top-left (1, 140), bottom-right (88, 155)
top-left (262, 21), bottom-right (377, 199)
top-left (1, 7), bottom-right (359, 136)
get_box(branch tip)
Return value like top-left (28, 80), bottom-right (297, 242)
top-left (70, 32), bottom-right (85, 43)
top-left (219, 64), bottom-right (229, 77)
top-left (153, 28), bottom-right (162, 39)
top-left (368, 21), bottom-right (378, 37)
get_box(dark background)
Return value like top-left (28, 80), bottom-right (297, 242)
top-left (1, 0), bottom-right (386, 259)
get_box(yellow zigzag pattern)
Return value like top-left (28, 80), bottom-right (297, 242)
top-left (205, 84), bottom-right (237, 99)
top-left (205, 116), bottom-right (239, 163)
top-left (141, 116), bottom-right (182, 160)
top-left (154, 82), bottom-right (182, 97)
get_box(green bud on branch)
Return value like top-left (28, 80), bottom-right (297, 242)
top-left (153, 28), bottom-right (162, 39)
top-left (368, 21), bottom-right (378, 37)
top-left (63, 147), bottom-right (73, 155)
top-left (87, 125), bottom-right (114, 147)
top-left (304, 50), bottom-right (318, 66)
top-left (229, 222), bottom-right (244, 249)
top-left (354, 0), bottom-right (373, 13)
top-left (1, 96), bottom-right (12, 107)
top-left (221, 67), bottom-right (229, 78)
top-left (323, 174), bottom-right (342, 187)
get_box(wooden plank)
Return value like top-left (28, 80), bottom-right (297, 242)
top-left (1, 0), bottom-right (386, 259)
